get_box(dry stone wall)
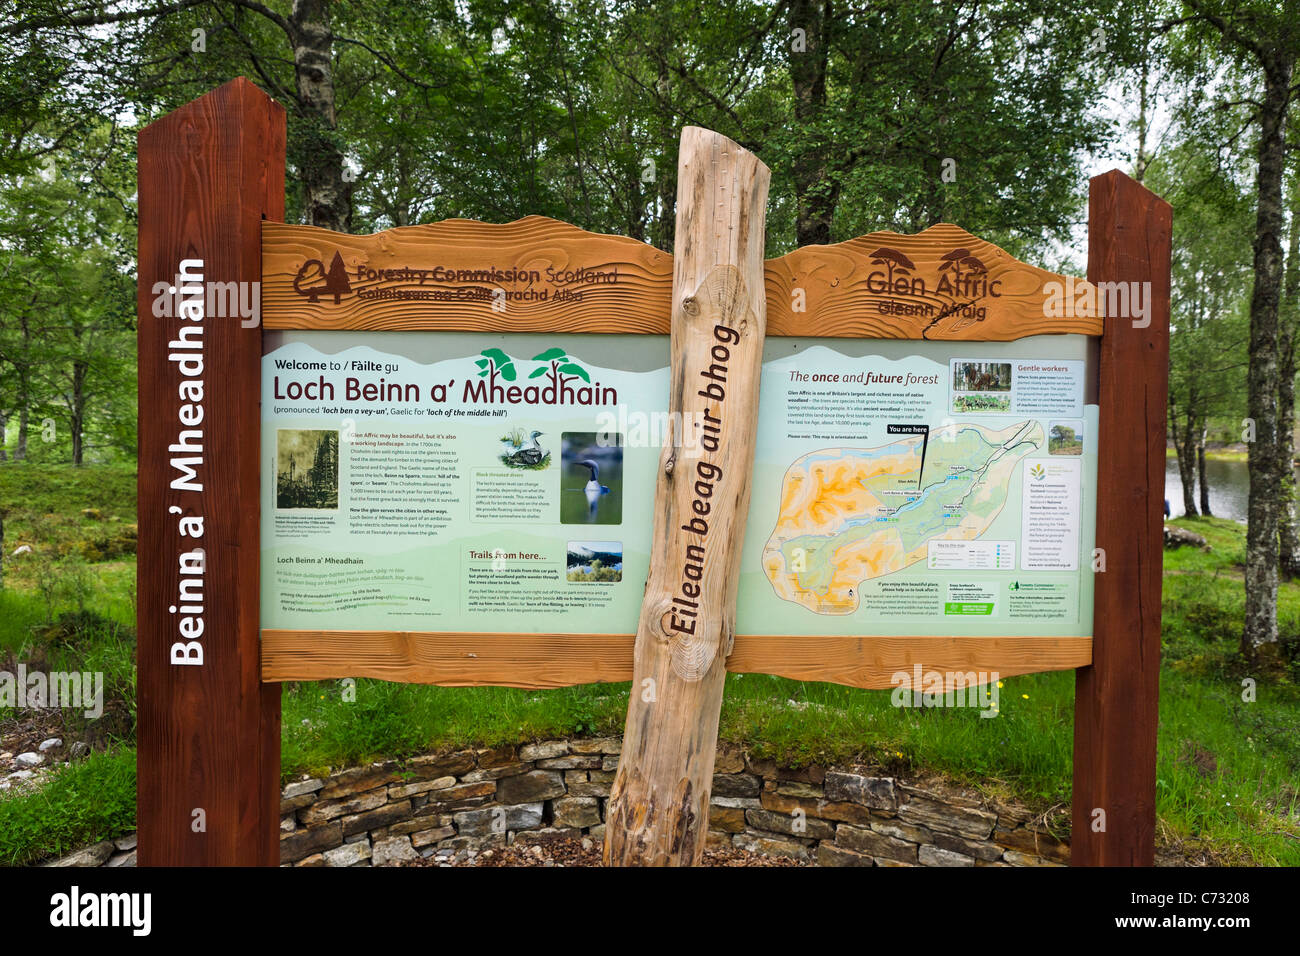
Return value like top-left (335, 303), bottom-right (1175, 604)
top-left (56, 736), bottom-right (1070, 867)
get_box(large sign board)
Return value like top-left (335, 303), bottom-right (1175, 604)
top-left (138, 80), bottom-right (1169, 868)
top-left (261, 333), bottom-right (1097, 642)
top-left (258, 217), bottom-right (1102, 688)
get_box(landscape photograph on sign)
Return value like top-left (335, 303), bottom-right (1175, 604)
top-left (5, 0), bottom-right (1296, 914)
top-left (275, 429), bottom-right (339, 510)
top-left (566, 541), bottom-right (623, 582)
top-left (1050, 420), bottom-right (1085, 455)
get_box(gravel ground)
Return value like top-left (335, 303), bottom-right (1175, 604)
top-left (407, 837), bottom-right (807, 867)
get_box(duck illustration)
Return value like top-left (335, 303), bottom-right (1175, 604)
top-left (508, 430), bottom-right (546, 466)
top-left (575, 458), bottom-right (611, 517)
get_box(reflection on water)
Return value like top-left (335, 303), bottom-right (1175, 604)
top-left (1165, 456), bottom-right (1297, 523)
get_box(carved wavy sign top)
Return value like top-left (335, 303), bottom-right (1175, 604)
top-left (262, 217), bottom-right (1101, 340)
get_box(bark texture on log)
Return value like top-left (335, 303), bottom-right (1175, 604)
top-left (604, 126), bottom-right (769, 867)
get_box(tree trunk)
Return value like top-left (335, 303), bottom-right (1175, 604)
top-left (16, 312), bottom-right (30, 461)
top-left (1169, 392), bottom-right (1197, 516)
top-left (604, 127), bottom-right (770, 866)
top-left (290, 0), bottom-right (351, 232)
top-left (71, 358), bottom-right (87, 466)
top-left (1278, 328), bottom-right (1297, 575)
top-left (0, 411), bottom-right (6, 461)
top-left (1242, 54), bottom-right (1293, 661)
top-left (1181, 399), bottom-right (1199, 516)
top-left (653, 62), bottom-right (676, 252)
top-left (1279, 172), bottom-right (1300, 576)
top-left (787, 0), bottom-right (836, 245)
top-left (1197, 420), bottom-right (1211, 517)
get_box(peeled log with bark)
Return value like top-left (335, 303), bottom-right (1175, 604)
top-left (603, 127), bottom-right (770, 866)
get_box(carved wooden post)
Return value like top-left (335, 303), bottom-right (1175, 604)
top-left (1072, 170), bottom-right (1170, 865)
top-left (137, 78), bottom-right (284, 865)
top-left (604, 127), bottom-right (770, 866)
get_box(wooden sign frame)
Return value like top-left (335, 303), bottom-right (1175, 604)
top-left (257, 219), bottom-right (1102, 690)
top-left (137, 79), bottom-right (1169, 867)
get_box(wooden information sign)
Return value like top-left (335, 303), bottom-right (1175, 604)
top-left (137, 79), bottom-right (1169, 867)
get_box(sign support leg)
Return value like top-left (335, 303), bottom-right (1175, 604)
top-left (1072, 169), bottom-right (1171, 866)
top-left (136, 78), bottom-right (285, 866)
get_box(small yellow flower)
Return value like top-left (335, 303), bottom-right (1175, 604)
top-left (997, 681), bottom-right (1004, 688)
top-left (1021, 694), bottom-right (1029, 699)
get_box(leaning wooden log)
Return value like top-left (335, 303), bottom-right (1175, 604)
top-left (603, 127), bottom-right (770, 866)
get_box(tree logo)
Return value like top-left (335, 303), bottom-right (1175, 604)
top-left (869, 247), bottom-right (916, 292)
top-left (293, 251), bottom-right (352, 303)
top-left (529, 347), bottom-right (591, 388)
top-left (1030, 463), bottom-right (1046, 481)
top-left (474, 348), bottom-right (517, 388)
top-left (938, 248), bottom-right (989, 292)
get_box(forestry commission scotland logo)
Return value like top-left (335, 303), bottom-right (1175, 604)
top-left (293, 251), bottom-right (353, 303)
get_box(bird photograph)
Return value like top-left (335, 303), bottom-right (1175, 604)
top-left (575, 458), bottom-right (611, 518)
top-left (560, 432), bottom-right (623, 525)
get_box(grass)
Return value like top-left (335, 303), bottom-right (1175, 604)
top-left (1164, 446), bottom-right (1250, 462)
top-left (1, 465), bottom-right (1299, 865)
top-left (0, 461), bottom-right (137, 618)
top-left (0, 748), bottom-right (136, 866)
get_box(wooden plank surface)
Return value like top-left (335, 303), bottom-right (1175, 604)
top-left (765, 224), bottom-right (1103, 339)
top-left (262, 220), bottom-right (1102, 340)
top-left (260, 629), bottom-right (1091, 689)
top-left (137, 77), bottom-right (283, 866)
top-left (262, 216), bottom-right (674, 333)
top-left (1071, 170), bottom-right (1170, 867)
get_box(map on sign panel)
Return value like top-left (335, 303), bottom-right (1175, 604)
top-left (761, 420), bottom-right (1044, 614)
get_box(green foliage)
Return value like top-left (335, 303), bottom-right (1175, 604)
top-left (0, 123), bottom-right (137, 465)
top-left (279, 679), bottom-right (628, 778)
top-left (0, 463), bottom-right (137, 614)
top-left (0, 748), bottom-right (136, 866)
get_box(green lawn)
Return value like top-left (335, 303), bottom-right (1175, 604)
top-left (1, 465), bottom-right (1298, 865)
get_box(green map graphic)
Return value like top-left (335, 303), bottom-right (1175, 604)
top-left (762, 420), bottom-right (1043, 614)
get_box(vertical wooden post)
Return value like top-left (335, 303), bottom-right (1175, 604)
top-left (136, 78), bottom-right (284, 866)
top-left (1072, 170), bottom-right (1171, 866)
top-left (604, 127), bottom-right (770, 866)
